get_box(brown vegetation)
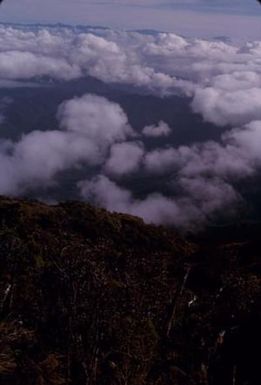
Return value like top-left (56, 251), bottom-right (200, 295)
top-left (0, 197), bottom-right (260, 384)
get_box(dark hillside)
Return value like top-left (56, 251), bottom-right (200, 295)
top-left (0, 197), bottom-right (260, 385)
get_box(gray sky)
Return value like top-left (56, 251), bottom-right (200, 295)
top-left (0, 0), bottom-right (261, 38)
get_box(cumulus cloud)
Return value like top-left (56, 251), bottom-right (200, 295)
top-left (192, 86), bottom-right (261, 126)
top-left (1, 24), bottom-right (261, 113)
top-left (1, 24), bottom-right (261, 127)
top-left (0, 50), bottom-right (81, 80)
top-left (85, 120), bottom-right (261, 227)
top-left (78, 174), bottom-right (238, 228)
top-left (142, 121), bottom-right (171, 137)
top-left (0, 94), bottom-right (133, 194)
top-left (78, 175), bottom-right (189, 226)
top-left (0, 26), bottom-right (175, 90)
top-left (137, 120), bottom-right (261, 226)
top-left (144, 120), bottom-right (261, 181)
top-left (0, 24), bottom-right (261, 227)
top-left (104, 141), bottom-right (144, 176)
top-left (57, 94), bottom-right (133, 147)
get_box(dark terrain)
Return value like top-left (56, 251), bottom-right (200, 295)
top-left (0, 197), bottom-right (260, 385)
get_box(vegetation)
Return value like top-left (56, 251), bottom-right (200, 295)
top-left (0, 197), bottom-right (260, 385)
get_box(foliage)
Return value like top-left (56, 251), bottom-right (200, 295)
top-left (0, 197), bottom-right (260, 384)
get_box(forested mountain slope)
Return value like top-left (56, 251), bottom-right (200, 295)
top-left (0, 197), bottom-right (260, 385)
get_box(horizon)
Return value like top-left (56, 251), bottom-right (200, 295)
top-left (0, 2), bottom-right (261, 227)
top-left (0, 0), bottom-right (261, 39)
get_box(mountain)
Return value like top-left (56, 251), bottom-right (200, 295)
top-left (0, 197), bottom-right (260, 385)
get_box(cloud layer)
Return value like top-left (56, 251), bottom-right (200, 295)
top-left (0, 25), bottom-right (261, 228)
top-left (0, 94), bottom-right (132, 194)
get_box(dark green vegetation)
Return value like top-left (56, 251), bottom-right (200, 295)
top-left (0, 197), bottom-right (260, 385)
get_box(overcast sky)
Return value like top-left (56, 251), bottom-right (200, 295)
top-left (1, 0), bottom-right (261, 38)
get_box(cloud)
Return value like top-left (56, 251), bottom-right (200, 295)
top-left (0, 129), bottom-right (100, 195)
top-left (137, 120), bottom-right (261, 226)
top-left (0, 26), bottom-right (176, 90)
top-left (104, 141), bottom-right (144, 176)
top-left (0, 94), bottom-right (133, 194)
top-left (144, 121), bottom-right (261, 182)
top-left (0, 25), bottom-right (261, 227)
top-left (192, 86), bottom-right (261, 127)
top-left (57, 94), bottom-right (133, 147)
top-left (1, 25), bottom-right (261, 128)
top-left (78, 174), bottom-right (189, 227)
top-left (142, 121), bottom-right (171, 137)
top-left (178, 176), bottom-right (239, 217)
top-left (0, 24), bottom-right (261, 106)
top-left (78, 174), bottom-right (238, 228)
top-left (0, 50), bottom-right (81, 80)
top-left (225, 120), bottom-right (261, 166)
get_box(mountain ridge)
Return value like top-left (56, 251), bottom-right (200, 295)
top-left (0, 196), bottom-right (260, 385)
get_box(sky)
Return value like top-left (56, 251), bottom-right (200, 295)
top-left (0, 0), bottom-right (261, 39)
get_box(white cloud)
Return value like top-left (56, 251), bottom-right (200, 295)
top-left (0, 50), bottom-right (81, 80)
top-left (0, 25), bottom-right (261, 107)
top-left (192, 87), bottom-right (261, 126)
top-left (144, 121), bottom-right (261, 181)
top-left (78, 174), bottom-right (238, 228)
top-left (0, 25), bottom-right (261, 227)
top-left (225, 120), bottom-right (261, 166)
top-left (144, 147), bottom-right (181, 174)
top-left (57, 94), bottom-right (133, 148)
top-left (178, 176), bottom-right (239, 217)
top-left (1, 25), bottom-right (261, 130)
top-left (136, 120), bottom-right (261, 226)
top-left (142, 121), bottom-right (171, 137)
top-left (0, 94), bottom-right (133, 194)
top-left (105, 141), bottom-right (144, 176)
top-left (78, 175), bottom-right (190, 227)
top-left (0, 130), bottom-right (100, 195)
top-left (0, 26), bottom-right (176, 90)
